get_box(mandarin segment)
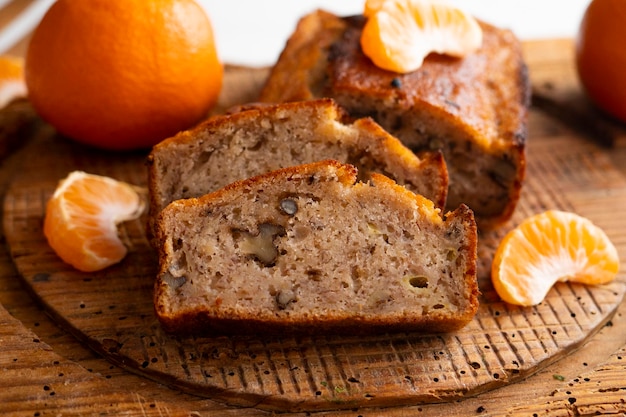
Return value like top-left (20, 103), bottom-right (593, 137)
top-left (360, 0), bottom-right (483, 73)
top-left (491, 210), bottom-right (620, 306)
top-left (44, 172), bottom-right (146, 272)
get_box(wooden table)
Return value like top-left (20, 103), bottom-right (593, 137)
top-left (2, 38), bottom-right (626, 416)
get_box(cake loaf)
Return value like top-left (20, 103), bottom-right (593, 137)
top-left (259, 10), bottom-right (530, 228)
top-left (154, 160), bottom-right (479, 335)
top-left (147, 99), bottom-right (448, 237)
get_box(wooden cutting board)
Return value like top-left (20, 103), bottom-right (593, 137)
top-left (3, 51), bottom-right (626, 413)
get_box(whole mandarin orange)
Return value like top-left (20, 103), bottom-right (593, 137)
top-left (576, 0), bottom-right (626, 123)
top-left (25, 0), bottom-right (222, 150)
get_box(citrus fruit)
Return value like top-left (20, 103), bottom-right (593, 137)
top-left (0, 55), bottom-right (27, 108)
top-left (360, 0), bottom-right (483, 73)
top-left (576, 0), bottom-right (626, 123)
top-left (491, 210), bottom-right (620, 307)
top-left (44, 171), bottom-right (146, 272)
top-left (364, 0), bottom-right (387, 17)
top-left (25, 0), bottom-right (222, 150)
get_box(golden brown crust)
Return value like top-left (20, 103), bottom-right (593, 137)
top-left (324, 16), bottom-right (529, 147)
top-left (154, 161), bottom-right (478, 336)
top-left (147, 99), bottom-right (448, 243)
top-left (443, 203), bottom-right (480, 322)
top-left (260, 11), bottom-right (529, 148)
top-left (259, 10), bottom-right (530, 229)
top-left (259, 11), bottom-right (347, 103)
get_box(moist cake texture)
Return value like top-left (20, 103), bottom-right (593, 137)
top-left (259, 10), bottom-right (530, 228)
top-left (154, 160), bottom-right (479, 335)
top-left (147, 99), bottom-right (448, 238)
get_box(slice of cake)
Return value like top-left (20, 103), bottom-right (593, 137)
top-left (154, 160), bottom-right (478, 335)
top-left (259, 10), bottom-right (530, 228)
top-left (147, 98), bottom-right (448, 237)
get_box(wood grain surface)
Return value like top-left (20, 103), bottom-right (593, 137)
top-left (1, 39), bottom-right (626, 416)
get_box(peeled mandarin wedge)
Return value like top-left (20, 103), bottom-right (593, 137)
top-left (44, 171), bottom-right (146, 272)
top-left (491, 210), bottom-right (620, 307)
top-left (361, 0), bottom-right (483, 73)
top-left (0, 55), bottom-right (27, 108)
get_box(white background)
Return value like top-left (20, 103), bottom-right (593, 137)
top-left (198, 0), bottom-right (592, 66)
top-left (0, 1), bottom-right (592, 65)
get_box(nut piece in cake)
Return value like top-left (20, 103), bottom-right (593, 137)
top-left (154, 160), bottom-right (479, 335)
top-left (259, 10), bottom-right (530, 228)
top-left (147, 99), bottom-right (448, 239)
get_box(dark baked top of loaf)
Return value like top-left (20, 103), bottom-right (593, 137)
top-left (259, 10), bottom-right (529, 149)
top-left (154, 160), bottom-right (479, 335)
top-left (258, 10), bottom-right (529, 229)
top-left (329, 17), bottom-right (528, 148)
